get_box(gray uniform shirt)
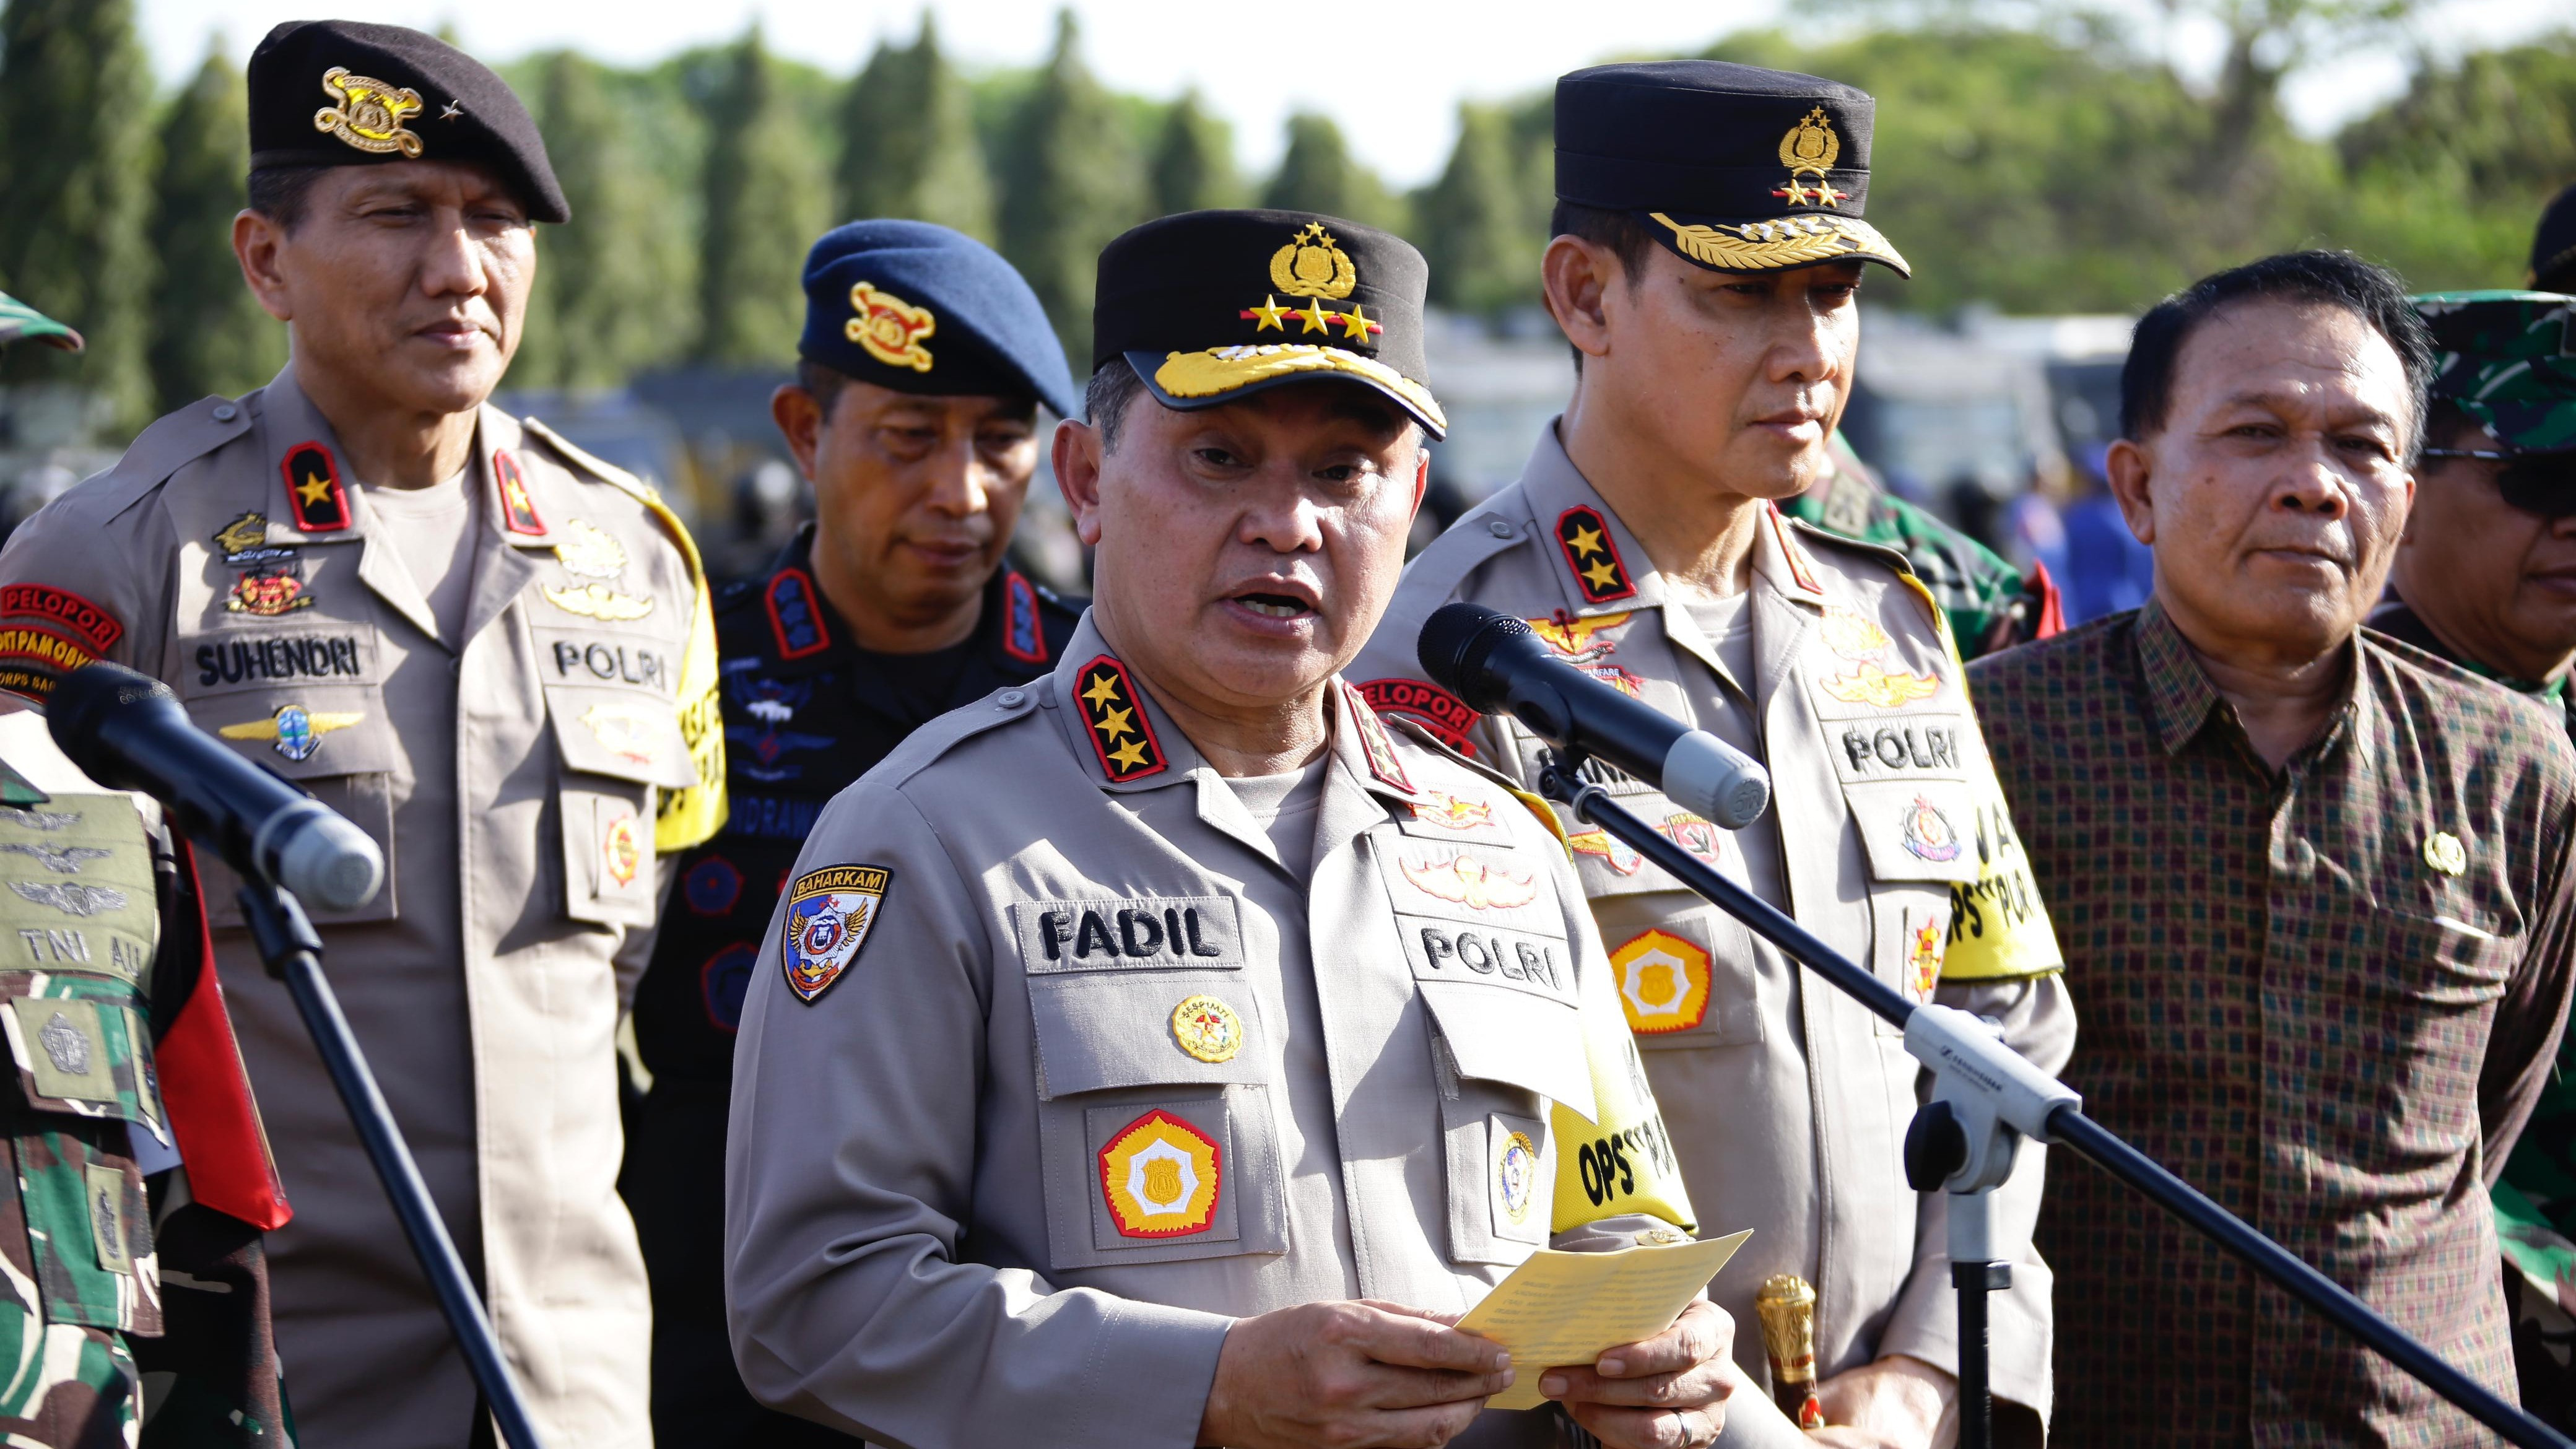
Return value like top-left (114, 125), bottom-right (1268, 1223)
top-left (1352, 424), bottom-right (2076, 1424)
top-left (726, 614), bottom-right (1690, 1449)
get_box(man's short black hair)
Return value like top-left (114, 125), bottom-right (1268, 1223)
top-left (2120, 250), bottom-right (2435, 463)
top-left (1549, 202), bottom-right (1658, 372)
top-left (246, 165), bottom-right (331, 232)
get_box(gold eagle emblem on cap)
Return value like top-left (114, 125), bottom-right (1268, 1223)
top-left (847, 281), bottom-right (936, 373)
top-left (1269, 222), bottom-right (1357, 300)
top-left (315, 67), bottom-right (426, 159)
top-left (1775, 107), bottom-right (1845, 208)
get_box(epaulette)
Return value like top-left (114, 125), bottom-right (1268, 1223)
top-left (1781, 511), bottom-right (1918, 582)
top-left (71, 394), bottom-right (253, 523)
top-left (520, 416), bottom-right (653, 502)
top-left (1378, 713), bottom-right (1570, 847)
top-left (872, 681), bottom-right (1045, 791)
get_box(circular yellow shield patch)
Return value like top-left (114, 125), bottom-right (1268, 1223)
top-left (1494, 1128), bottom-right (1539, 1225)
top-left (1098, 1109), bottom-right (1222, 1238)
top-left (1170, 994), bottom-right (1245, 1064)
top-left (1612, 929), bottom-right (1712, 1035)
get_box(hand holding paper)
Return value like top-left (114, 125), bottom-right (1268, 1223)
top-left (1458, 1231), bottom-right (1749, 1412)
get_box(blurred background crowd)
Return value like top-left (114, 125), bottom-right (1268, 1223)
top-left (1, 0), bottom-right (2567, 622)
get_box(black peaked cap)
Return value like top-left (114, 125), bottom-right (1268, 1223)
top-left (250, 20), bottom-right (568, 224)
top-left (1094, 209), bottom-right (1444, 438)
top-left (1556, 60), bottom-right (1907, 277)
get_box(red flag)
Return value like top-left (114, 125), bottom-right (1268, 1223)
top-left (156, 839), bottom-right (291, 1231)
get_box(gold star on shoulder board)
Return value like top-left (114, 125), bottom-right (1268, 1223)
top-left (296, 473), bottom-right (333, 506)
top-left (1583, 558), bottom-right (1621, 589)
top-left (1081, 673), bottom-right (1123, 709)
top-left (1568, 521), bottom-right (1606, 557)
top-left (1092, 703), bottom-right (1134, 739)
top-left (1110, 737), bottom-right (1151, 770)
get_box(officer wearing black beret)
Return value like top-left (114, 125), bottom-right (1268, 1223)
top-left (0, 21), bottom-right (728, 1449)
top-left (632, 219), bottom-right (1082, 1447)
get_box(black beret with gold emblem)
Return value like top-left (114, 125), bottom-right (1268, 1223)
top-left (1555, 60), bottom-right (1908, 278)
top-left (1093, 209), bottom-right (1446, 439)
top-left (248, 20), bottom-right (568, 224)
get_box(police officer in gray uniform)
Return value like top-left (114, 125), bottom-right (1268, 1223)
top-left (726, 210), bottom-right (1747, 1449)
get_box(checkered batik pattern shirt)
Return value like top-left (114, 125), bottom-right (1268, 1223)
top-left (1969, 600), bottom-right (2576, 1447)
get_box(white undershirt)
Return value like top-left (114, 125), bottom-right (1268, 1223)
top-left (361, 465), bottom-right (480, 646)
top-left (1678, 594), bottom-right (1787, 910)
top-left (1227, 755), bottom-right (1332, 880)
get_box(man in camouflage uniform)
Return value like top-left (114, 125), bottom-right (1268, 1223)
top-left (0, 297), bottom-right (291, 1447)
top-left (2367, 290), bottom-right (2576, 1427)
top-left (1783, 435), bottom-right (2061, 659)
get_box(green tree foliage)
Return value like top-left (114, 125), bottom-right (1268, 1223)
top-left (146, 42), bottom-right (282, 412)
top-left (0, 0), bottom-right (154, 427)
top-left (2336, 37), bottom-right (2576, 287)
top-left (1262, 113), bottom-right (1408, 234)
top-left (996, 11), bottom-right (1149, 362)
top-left (515, 51), bottom-right (697, 390)
top-left (1417, 103), bottom-right (1543, 315)
top-left (695, 28), bottom-right (831, 368)
top-left (1151, 89), bottom-right (1242, 216)
top-left (837, 17), bottom-right (994, 240)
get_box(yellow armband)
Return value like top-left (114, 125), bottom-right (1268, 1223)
top-left (1551, 947), bottom-right (1696, 1233)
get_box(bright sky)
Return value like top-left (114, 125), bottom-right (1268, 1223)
top-left (136, 0), bottom-right (2573, 187)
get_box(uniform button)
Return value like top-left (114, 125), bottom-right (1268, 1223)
top-left (1487, 520), bottom-right (1515, 539)
top-left (997, 689), bottom-right (1027, 709)
top-left (211, 402), bottom-right (238, 422)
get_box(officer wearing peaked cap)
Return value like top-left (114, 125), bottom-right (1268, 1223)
top-left (633, 219), bottom-right (1086, 1447)
top-left (1355, 63), bottom-right (2073, 1446)
top-left (0, 22), bottom-right (723, 1448)
top-left (726, 209), bottom-right (1740, 1448)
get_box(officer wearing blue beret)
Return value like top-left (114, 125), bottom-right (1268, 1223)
top-left (631, 219), bottom-right (1084, 1446)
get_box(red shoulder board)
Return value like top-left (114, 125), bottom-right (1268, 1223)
top-left (1556, 505), bottom-right (1635, 604)
top-left (1076, 655), bottom-right (1165, 782)
top-left (494, 449), bottom-right (545, 536)
top-left (1342, 682), bottom-right (1414, 794)
top-left (764, 568), bottom-right (832, 660)
top-left (1356, 677), bottom-right (1479, 758)
top-left (1001, 571), bottom-right (1048, 664)
top-left (281, 442), bottom-right (350, 533)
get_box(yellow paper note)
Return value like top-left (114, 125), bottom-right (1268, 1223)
top-left (1458, 1232), bottom-right (1750, 1412)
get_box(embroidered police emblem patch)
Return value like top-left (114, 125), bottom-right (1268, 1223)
top-left (1099, 1108), bottom-right (1222, 1238)
top-left (315, 67), bottom-right (425, 158)
top-left (1900, 796), bottom-right (1962, 863)
top-left (1555, 506), bottom-right (1635, 604)
top-left (781, 864), bottom-right (891, 1004)
top-left (1077, 655), bottom-right (1165, 782)
top-left (1612, 928), bottom-right (1711, 1035)
top-left (219, 703), bottom-right (363, 762)
top-left (1170, 994), bottom-right (1245, 1064)
top-left (1494, 1127), bottom-right (1540, 1225)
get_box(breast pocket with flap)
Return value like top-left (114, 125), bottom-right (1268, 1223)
top-left (1009, 894), bottom-right (1290, 1271)
top-left (546, 682), bottom-right (695, 926)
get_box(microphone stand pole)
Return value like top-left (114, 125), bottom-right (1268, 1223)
top-left (1535, 750), bottom-right (2572, 1449)
top-left (237, 882), bottom-right (549, 1449)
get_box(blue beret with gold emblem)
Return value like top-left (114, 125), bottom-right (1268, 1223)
top-left (1556, 60), bottom-right (1909, 279)
top-left (798, 220), bottom-right (1080, 420)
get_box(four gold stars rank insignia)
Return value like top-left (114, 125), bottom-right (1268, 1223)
top-left (1077, 655), bottom-right (1165, 782)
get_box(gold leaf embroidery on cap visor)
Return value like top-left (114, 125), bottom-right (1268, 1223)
top-left (1647, 212), bottom-right (1910, 277)
top-left (1152, 346), bottom-right (1447, 433)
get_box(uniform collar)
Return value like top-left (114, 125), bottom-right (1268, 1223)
top-left (255, 367), bottom-right (557, 547)
top-left (1045, 612), bottom-right (1417, 810)
top-left (752, 523), bottom-right (1057, 677)
top-left (1518, 418), bottom-right (1837, 617)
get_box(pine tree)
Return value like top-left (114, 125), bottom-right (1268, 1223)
top-left (1261, 113), bottom-right (1406, 234)
top-left (0, 0), bottom-right (155, 429)
top-left (695, 28), bottom-right (830, 368)
top-left (146, 41), bottom-right (284, 411)
top-left (1418, 103), bottom-right (1543, 316)
top-left (516, 51), bottom-right (695, 389)
top-left (837, 17), bottom-right (994, 240)
top-left (1149, 89), bottom-right (1240, 217)
top-left (995, 11), bottom-right (1147, 363)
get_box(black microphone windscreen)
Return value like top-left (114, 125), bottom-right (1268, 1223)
top-left (46, 662), bottom-right (175, 784)
top-left (1418, 603), bottom-right (1530, 711)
